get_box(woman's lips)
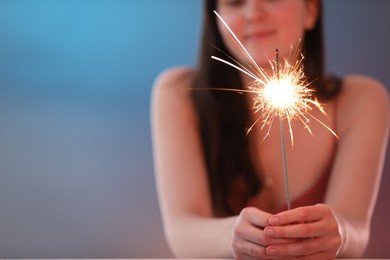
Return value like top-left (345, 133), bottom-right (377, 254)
top-left (245, 30), bottom-right (276, 41)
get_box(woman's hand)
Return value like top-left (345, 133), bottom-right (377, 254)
top-left (263, 204), bottom-right (342, 259)
top-left (232, 207), bottom-right (296, 259)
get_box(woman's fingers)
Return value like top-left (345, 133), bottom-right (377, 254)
top-left (264, 217), bottom-right (338, 238)
top-left (266, 237), bottom-right (322, 257)
top-left (261, 204), bottom-right (341, 258)
top-left (236, 207), bottom-right (296, 245)
top-left (232, 205), bottom-right (341, 259)
top-left (265, 204), bottom-right (339, 240)
top-left (269, 204), bottom-right (332, 226)
top-left (232, 238), bottom-right (269, 259)
top-left (241, 207), bottom-right (272, 227)
top-left (265, 235), bottom-right (340, 258)
top-left (238, 223), bottom-right (297, 246)
top-left (232, 207), bottom-right (297, 259)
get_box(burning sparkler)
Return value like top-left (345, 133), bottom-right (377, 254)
top-left (211, 10), bottom-right (337, 210)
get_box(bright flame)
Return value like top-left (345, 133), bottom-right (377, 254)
top-left (257, 76), bottom-right (310, 117)
top-left (264, 79), bottom-right (296, 109)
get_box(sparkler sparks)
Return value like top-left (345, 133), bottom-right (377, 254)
top-left (212, 10), bottom-right (337, 143)
top-left (210, 11), bottom-right (338, 210)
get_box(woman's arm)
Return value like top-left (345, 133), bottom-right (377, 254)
top-left (151, 67), bottom-right (235, 257)
top-left (325, 75), bottom-right (389, 257)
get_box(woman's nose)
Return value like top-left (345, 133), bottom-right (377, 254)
top-left (244, 0), bottom-right (266, 22)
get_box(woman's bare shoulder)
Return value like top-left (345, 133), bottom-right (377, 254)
top-left (338, 74), bottom-right (389, 112)
top-left (337, 74), bottom-right (389, 135)
top-left (342, 74), bottom-right (388, 97)
top-left (151, 66), bottom-right (197, 125)
top-left (153, 66), bottom-right (195, 98)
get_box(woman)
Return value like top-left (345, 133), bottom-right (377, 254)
top-left (151, 0), bottom-right (389, 258)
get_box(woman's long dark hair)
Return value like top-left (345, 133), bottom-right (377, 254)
top-left (191, 0), bottom-right (340, 216)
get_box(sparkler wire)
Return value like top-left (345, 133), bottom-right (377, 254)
top-left (279, 120), bottom-right (291, 210)
top-left (276, 49), bottom-right (291, 210)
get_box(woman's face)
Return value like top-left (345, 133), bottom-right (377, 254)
top-left (216, 0), bottom-right (318, 69)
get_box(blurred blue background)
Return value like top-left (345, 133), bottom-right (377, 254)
top-left (0, 0), bottom-right (388, 258)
